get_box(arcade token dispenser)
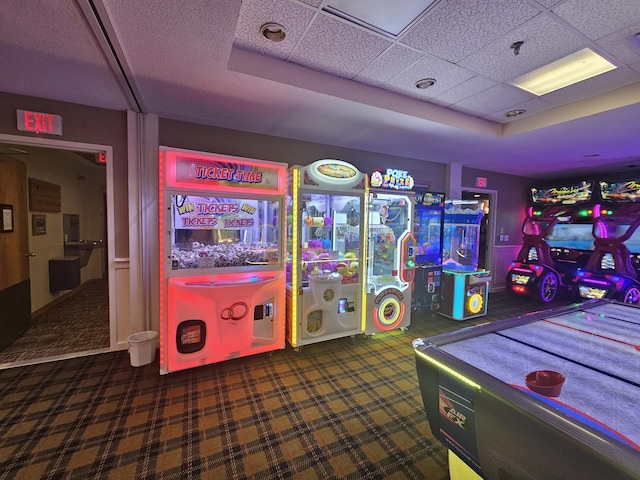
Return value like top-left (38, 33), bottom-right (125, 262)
top-left (159, 147), bottom-right (287, 374)
top-left (286, 159), bottom-right (368, 349)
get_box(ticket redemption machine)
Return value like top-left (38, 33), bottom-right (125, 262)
top-left (413, 190), bottom-right (445, 313)
top-left (365, 168), bottom-right (417, 335)
top-left (159, 147), bottom-right (287, 374)
top-left (286, 159), bottom-right (367, 350)
top-left (440, 200), bottom-right (491, 321)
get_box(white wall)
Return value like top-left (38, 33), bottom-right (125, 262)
top-left (25, 148), bottom-right (106, 312)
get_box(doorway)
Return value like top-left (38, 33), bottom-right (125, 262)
top-left (462, 189), bottom-right (496, 282)
top-left (0, 136), bottom-right (114, 367)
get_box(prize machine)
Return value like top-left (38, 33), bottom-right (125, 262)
top-left (412, 190), bottom-right (445, 314)
top-left (507, 181), bottom-right (596, 303)
top-left (576, 179), bottom-right (640, 304)
top-left (286, 159), bottom-right (367, 350)
top-left (439, 200), bottom-right (491, 321)
top-left (158, 147), bottom-right (287, 374)
top-left (364, 169), bottom-right (417, 335)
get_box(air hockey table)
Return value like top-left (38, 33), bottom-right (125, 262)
top-left (413, 300), bottom-right (640, 480)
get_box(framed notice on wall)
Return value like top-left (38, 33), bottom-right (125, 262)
top-left (32, 214), bottom-right (46, 235)
top-left (1, 205), bottom-right (14, 233)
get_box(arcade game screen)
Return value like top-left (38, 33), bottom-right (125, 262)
top-left (545, 223), bottom-right (594, 251)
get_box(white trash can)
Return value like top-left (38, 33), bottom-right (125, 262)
top-left (127, 331), bottom-right (159, 367)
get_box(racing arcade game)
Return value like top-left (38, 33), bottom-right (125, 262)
top-left (507, 181), bottom-right (596, 303)
top-left (576, 179), bottom-right (640, 304)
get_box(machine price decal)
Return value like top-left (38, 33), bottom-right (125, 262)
top-left (373, 288), bottom-right (404, 304)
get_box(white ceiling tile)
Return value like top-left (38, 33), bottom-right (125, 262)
top-left (534, 0), bottom-right (563, 8)
top-left (354, 45), bottom-right (423, 86)
top-left (400, 0), bottom-right (541, 62)
top-left (632, 60), bottom-right (640, 74)
top-left (436, 76), bottom-right (497, 105)
top-left (451, 83), bottom-right (532, 116)
top-left (541, 67), bottom-right (640, 106)
top-left (234, 0), bottom-right (315, 60)
top-left (299, 0), bottom-right (322, 7)
top-left (384, 53), bottom-right (475, 98)
top-left (289, 12), bottom-right (392, 78)
top-left (552, 0), bottom-right (640, 40)
top-left (459, 13), bottom-right (586, 82)
top-left (596, 26), bottom-right (640, 65)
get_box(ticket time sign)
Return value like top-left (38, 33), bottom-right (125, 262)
top-left (163, 149), bottom-right (286, 194)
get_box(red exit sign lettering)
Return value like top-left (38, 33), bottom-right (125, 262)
top-left (17, 109), bottom-right (63, 135)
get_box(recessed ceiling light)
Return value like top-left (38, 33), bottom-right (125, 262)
top-left (260, 23), bottom-right (286, 42)
top-left (583, 153), bottom-right (600, 157)
top-left (415, 78), bottom-right (436, 89)
top-left (505, 109), bottom-right (526, 118)
top-left (510, 48), bottom-right (617, 96)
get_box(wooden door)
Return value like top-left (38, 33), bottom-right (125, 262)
top-left (0, 156), bottom-right (31, 350)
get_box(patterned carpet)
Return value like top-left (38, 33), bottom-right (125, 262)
top-left (0, 279), bottom-right (110, 365)
top-left (0, 290), bottom-right (573, 479)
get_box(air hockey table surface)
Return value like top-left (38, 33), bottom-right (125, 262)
top-left (413, 299), bottom-right (640, 480)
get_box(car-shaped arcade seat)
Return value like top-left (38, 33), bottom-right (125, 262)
top-left (575, 211), bottom-right (640, 304)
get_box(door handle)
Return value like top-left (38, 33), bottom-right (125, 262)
top-left (25, 252), bottom-right (36, 257)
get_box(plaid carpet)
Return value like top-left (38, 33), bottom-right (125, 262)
top-left (0, 291), bottom-right (572, 479)
top-left (0, 279), bottom-right (109, 365)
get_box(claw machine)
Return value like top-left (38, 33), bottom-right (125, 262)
top-left (365, 168), bottom-right (417, 335)
top-left (440, 200), bottom-right (491, 321)
top-left (159, 147), bottom-right (287, 374)
top-left (286, 159), bottom-right (368, 349)
top-left (413, 190), bottom-right (445, 313)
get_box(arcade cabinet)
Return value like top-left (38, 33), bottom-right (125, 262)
top-left (365, 168), bottom-right (417, 335)
top-left (413, 190), bottom-right (445, 314)
top-left (576, 179), bottom-right (640, 304)
top-left (286, 159), bottom-right (368, 350)
top-left (439, 200), bottom-right (491, 321)
top-left (507, 181), bottom-right (596, 303)
top-left (158, 148), bottom-right (287, 375)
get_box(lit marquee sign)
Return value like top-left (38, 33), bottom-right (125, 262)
top-left (370, 168), bottom-right (414, 190)
top-left (16, 109), bottom-right (63, 136)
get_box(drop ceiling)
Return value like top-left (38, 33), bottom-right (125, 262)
top-left (1, 0), bottom-right (639, 179)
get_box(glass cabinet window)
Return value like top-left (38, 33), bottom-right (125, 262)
top-left (170, 195), bottom-right (280, 270)
top-left (293, 193), bottom-right (362, 286)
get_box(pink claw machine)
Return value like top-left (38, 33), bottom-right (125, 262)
top-left (365, 168), bottom-right (417, 335)
top-left (159, 147), bottom-right (287, 374)
top-left (286, 159), bottom-right (368, 350)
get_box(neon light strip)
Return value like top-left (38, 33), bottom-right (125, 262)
top-left (415, 350), bottom-right (482, 390)
top-left (580, 278), bottom-right (611, 286)
top-left (291, 168), bottom-right (299, 346)
top-left (158, 150), bottom-right (166, 371)
top-left (361, 178), bottom-right (369, 332)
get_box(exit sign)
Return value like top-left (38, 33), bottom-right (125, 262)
top-left (17, 109), bottom-right (63, 136)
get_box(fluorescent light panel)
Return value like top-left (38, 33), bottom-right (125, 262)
top-left (325, 0), bottom-right (436, 37)
top-left (510, 48), bottom-right (617, 96)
